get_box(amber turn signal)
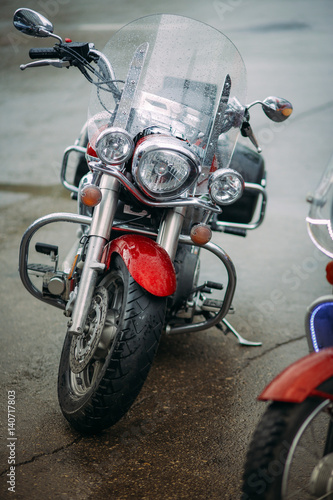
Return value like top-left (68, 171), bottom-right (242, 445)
top-left (80, 184), bottom-right (102, 207)
top-left (281, 107), bottom-right (293, 117)
top-left (190, 224), bottom-right (212, 245)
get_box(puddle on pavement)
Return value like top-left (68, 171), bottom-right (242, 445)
top-left (244, 21), bottom-right (310, 33)
top-left (0, 184), bottom-right (68, 208)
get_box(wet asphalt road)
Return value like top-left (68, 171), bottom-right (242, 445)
top-left (1, 0), bottom-right (333, 498)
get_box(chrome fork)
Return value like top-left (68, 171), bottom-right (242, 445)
top-left (67, 175), bottom-right (120, 336)
top-left (157, 206), bottom-right (187, 260)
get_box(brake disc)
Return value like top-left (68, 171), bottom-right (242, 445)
top-left (69, 286), bottom-right (108, 374)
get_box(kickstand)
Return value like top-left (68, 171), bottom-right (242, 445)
top-left (218, 318), bottom-right (262, 347)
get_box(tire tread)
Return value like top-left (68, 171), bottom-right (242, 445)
top-left (58, 256), bottom-right (166, 433)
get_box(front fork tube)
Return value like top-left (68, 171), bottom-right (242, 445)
top-left (67, 175), bottom-right (120, 336)
top-left (157, 206), bottom-right (187, 260)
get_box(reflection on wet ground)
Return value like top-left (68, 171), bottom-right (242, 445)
top-left (0, 184), bottom-right (68, 208)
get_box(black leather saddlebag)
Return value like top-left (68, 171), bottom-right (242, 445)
top-left (218, 142), bottom-right (266, 224)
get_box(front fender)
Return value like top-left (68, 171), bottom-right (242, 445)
top-left (101, 234), bottom-right (176, 297)
top-left (259, 347), bottom-right (333, 403)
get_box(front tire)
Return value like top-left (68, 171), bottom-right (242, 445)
top-left (242, 383), bottom-right (333, 499)
top-left (58, 255), bottom-right (166, 433)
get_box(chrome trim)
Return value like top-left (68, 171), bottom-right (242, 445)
top-left (204, 74), bottom-right (231, 168)
top-left (222, 318), bottom-right (262, 346)
top-left (208, 168), bottom-right (245, 206)
top-left (61, 145), bottom-right (86, 194)
top-left (89, 161), bottom-right (221, 213)
top-left (166, 235), bottom-right (237, 335)
top-left (112, 42), bottom-right (148, 130)
top-left (13, 8), bottom-right (56, 38)
top-left (112, 224), bottom-right (157, 237)
top-left (69, 175), bottom-right (121, 335)
top-left (67, 235), bottom-right (106, 335)
top-left (214, 182), bottom-right (267, 231)
top-left (95, 127), bottom-right (134, 165)
top-left (246, 100), bottom-right (263, 110)
top-left (157, 207), bottom-right (187, 260)
top-left (19, 213), bottom-right (92, 310)
top-left (132, 135), bottom-right (201, 200)
top-left (19, 212), bottom-right (236, 336)
top-left (20, 59), bottom-right (70, 71)
top-left (89, 176), bottom-right (120, 238)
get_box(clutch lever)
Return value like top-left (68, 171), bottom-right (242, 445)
top-left (20, 59), bottom-right (71, 71)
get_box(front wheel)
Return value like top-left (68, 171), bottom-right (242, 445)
top-left (242, 384), bottom-right (333, 499)
top-left (58, 255), bottom-right (166, 433)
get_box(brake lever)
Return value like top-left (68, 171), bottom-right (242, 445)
top-left (20, 59), bottom-right (71, 71)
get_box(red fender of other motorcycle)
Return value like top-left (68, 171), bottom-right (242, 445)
top-left (101, 234), bottom-right (177, 297)
top-left (258, 347), bottom-right (333, 403)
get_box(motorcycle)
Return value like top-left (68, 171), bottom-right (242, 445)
top-left (242, 156), bottom-right (333, 499)
top-left (14, 8), bottom-right (292, 434)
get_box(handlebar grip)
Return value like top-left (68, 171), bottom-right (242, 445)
top-left (29, 47), bottom-right (59, 59)
top-left (223, 227), bottom-right (247, 237)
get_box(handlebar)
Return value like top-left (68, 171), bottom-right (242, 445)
top-left (29, 42), bottom-right (92, 62)
top-left (22, 41), bottom-right (94, 72)
top-left (22, 41), bottom-right (122, 101)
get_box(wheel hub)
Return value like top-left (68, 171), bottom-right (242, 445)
top-left (310, 452), bottom-right (333, 499)
top-left (69, 286), bottom-right (108, 374)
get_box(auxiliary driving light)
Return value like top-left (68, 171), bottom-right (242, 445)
top-left (209, 168), bottom-right (244, 206)
top-left (95, 127), bottom-right (134, 165)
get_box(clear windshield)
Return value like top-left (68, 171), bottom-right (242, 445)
top-left (88, 14), bottom-right (247, 188)
top-left (307, 155), bottom-right (333, 258)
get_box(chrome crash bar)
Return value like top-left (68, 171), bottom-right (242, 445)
top-left (166, 234), bottom-right (237, 335)
top-left (216, 182), bottom-right (267, 231)
top-left (19, 213), bottom-right (237, 335)
top-left (19, 212), bottom-right (92, 310)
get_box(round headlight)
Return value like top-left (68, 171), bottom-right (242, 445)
top-left (95, 127), bottom-right (134, 165)
top-left (209, 168), bottom-right (244, 205)
top-left (132, 136), bottom-right (200, 200)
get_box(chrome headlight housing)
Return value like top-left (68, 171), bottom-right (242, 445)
top-left (208, 168), bottom-right (244, 206)
top-left (132, 136), bottom-right (200, 200)
top-left (95, 127), bottom-right (134, 165)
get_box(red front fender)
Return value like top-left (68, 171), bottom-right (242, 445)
top-left (101, 234), bottom-right (177, 297)
top-left (259, 347), bottom-right (333, 403)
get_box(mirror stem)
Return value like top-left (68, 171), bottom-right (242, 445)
top-left (246, 100), bottom-right (263, 110)
top-left (38, 28), bottom-right (63, 43)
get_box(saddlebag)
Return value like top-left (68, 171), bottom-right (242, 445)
top-left (218, 142), bottom-right (266, 224)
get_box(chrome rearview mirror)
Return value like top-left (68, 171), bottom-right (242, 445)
top-left (261, 96), bottom-right (293, 122)
top-left (13, 8), bottom-right (54, 38)
top-left (247, 96), bottom-right (293, 122)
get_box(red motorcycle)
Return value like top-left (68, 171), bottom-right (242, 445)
top-left (242, 156), bottom-right (333, 499)
top-left (14, 8), bottom-right (292, 434)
